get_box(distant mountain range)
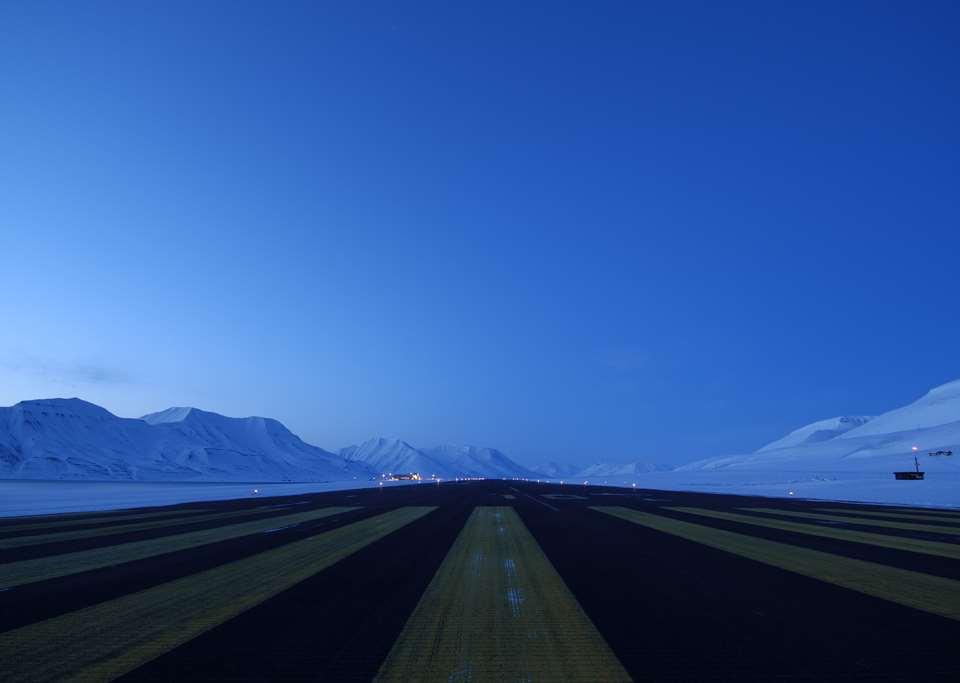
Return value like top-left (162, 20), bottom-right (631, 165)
top-left (6, 377), bottom-right (957, 483)
top-left (575, 461), bottom-right (673, 478)
top-left (0, 399), bottom-right (544, 482)
top-left (529, 461), bottom-right (582, 479)
top-left (680, 378), bottom-right (960, 472)
top-left (340, 438), bottom-right (541, 480)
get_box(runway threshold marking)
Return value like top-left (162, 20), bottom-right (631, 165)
top-left (594, 507), bottom-right (960, 622)
top-left (0, 508), bottom-right (211, 536)
top-left (741, 508), bottom-right (960, 536)
top-left (815, 508), bottom-right (960, 524)
top-left (0, 506), bottom-right (360, 590)
top-left (376, 506), bottom-right (629, 682)
top-left (0, 505), bottom-right (292, 551)
top-left (668, 507), bottom-right (960, 561)
top-left (0, 507), bottom-right (434, 682)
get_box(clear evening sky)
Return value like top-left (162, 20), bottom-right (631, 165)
top-left (1, 2), bottom-right (957, 467)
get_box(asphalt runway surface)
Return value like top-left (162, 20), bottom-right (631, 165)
top-left (1, 480), bottom-right (958, 681)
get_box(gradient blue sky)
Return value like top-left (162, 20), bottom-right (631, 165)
top-left (1, 2), bottom-right (958, 466)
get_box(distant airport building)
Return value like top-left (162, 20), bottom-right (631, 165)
top-left (387, 472), bottom-right (422, 481)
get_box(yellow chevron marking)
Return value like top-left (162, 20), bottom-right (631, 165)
top-left (741, 508), bottom-right (960, 536)
top-left (594, 506), bottom-right (960, 622)
top-left (0, 506), bottom-right (359, 589)
top-left (669, 507), bottom-right (960, 560)
top-left (0, 507), bottom-right (434, 681)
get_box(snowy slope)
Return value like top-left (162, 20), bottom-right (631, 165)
top-left (756, 416), bottom-right (874, 452)
top-left (681, 379), bottom-right (960, 473)
top-left (142, 407), bottom-right (195, 424)
top-left (140, 406), bottom-right (371, 481)
top-left (0, 399), bottom-right (370, 482)
top-left (0, 399), bottom-right (151, 479)
top-left (840, 379), bottom-right (960, 438)
top-left (341, 438), bottom-right (454, 478)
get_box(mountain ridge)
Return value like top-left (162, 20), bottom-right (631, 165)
top-left (340, 438), bottom-right (539, 480)
top-left (0, 398), bottom-right (367, 482)
top-left (680, 378), bottom-right (960, 472)
top-left (756, 415), bottom-right (874, 452)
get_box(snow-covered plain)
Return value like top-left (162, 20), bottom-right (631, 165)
top-left (567, 470), bottom-right (960, 509)
top-left (0, 478), bottom-right (422, 518)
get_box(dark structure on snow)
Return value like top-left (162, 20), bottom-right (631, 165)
top-left (894, 455), bottom-right (925, 480)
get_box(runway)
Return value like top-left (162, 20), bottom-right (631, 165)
top-left (1, 480), bottom-right (958, 680)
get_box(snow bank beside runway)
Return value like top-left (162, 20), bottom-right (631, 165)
top-left (581, 470), bottom-right (960, 509)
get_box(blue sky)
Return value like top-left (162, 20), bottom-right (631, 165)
top-left (1, 1), bottom-right (958, 466)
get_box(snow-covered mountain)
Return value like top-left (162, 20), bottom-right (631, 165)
top-left (576, 461), bottom-right (673, 478)
top-left (340, 438), bottom-right (537, 479)
top-left (527, 460), bottom-right (672, 480)
top-left (756, 415), bottom-right (874, 452)
top-left (680, 379), bottom-right (960, 472)
top-left (838, 379), bottom-right (960, 438)
top-left (422, 445), bottom-right (541, 479)
top-left (0, 398), bottom-right (370, 482)
top-left (341, 438), bottom-right (453, 478)
top-left (530, 461), bottom-right (582, 479)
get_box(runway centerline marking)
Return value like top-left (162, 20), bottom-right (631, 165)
top-left (376, 506), bottom-right (629, 681)
top-left (0, 507), bottom-right (434, 682)
top-left (594, 506), bottom-right (960, 622)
